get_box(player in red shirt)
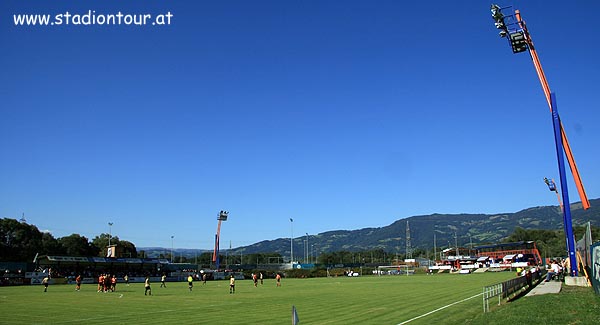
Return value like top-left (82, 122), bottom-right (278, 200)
top-left (97, 274), bottom-right (104, 292)
top-left (75, 275), bottom-right (82, 291)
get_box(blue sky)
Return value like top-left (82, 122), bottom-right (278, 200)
top-left (1, 1), bottom-right (599, 249)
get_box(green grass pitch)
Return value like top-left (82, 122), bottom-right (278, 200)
top-left (0, 273), bottom-right (515, 324)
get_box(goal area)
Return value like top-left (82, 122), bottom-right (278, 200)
top-left (375, 265), bottom-right (415, 276)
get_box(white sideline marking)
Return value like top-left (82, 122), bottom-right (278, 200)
top-left (397, 292), bottom-right (483, 325)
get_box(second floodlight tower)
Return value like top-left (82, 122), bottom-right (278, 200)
top-left (212, 210), bottom-right (228, 270)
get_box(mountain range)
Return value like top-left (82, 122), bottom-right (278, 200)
top-left (141, 198), bottom-right (600, 259)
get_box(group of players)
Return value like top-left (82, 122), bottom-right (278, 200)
top-left (96, 273), bottom-right (118, 292)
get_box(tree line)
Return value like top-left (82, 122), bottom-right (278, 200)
top-left (0, 218), bottom-right (137, 262)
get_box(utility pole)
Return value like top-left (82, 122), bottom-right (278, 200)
top-left (454, 232), bottom-right (459, 257)
top-left (469, 234), bottom-right (473, 256)
top-left (305, 233), bottom-right (309, 264)
top-left (290, 218), bottom-right (294, 265)
top-left (171, 235), bottom-right (174, 263)
top-left (433, 232), bottom-right (437, 263)
top-left (405, 221), bottom-right (412, 259)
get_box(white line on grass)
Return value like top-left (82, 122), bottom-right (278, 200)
top-left (397, 292), bottom-right (483, 325)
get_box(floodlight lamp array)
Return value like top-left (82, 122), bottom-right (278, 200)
top-left (490, 4), bottom-right (529, 54)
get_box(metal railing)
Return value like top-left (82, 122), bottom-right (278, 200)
top-left (483, 270), bottom-right (545, 312)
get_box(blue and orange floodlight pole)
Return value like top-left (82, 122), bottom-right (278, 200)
top-left (490, 5), bottom-right (590, 276)
top-left (213, 210), bottom-right (228, 270)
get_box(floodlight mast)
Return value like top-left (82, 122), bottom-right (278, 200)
top-left (212, 210), bottom-right (228, 270)
top-left (490, 5), bottom-right (587, 277)
top-left (490, 4), bottom-right (590, 210)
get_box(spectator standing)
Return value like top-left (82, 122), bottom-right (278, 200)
top-left (525, 269), bottom-right (533, 287)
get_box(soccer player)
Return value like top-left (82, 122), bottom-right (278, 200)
top-left (161, 274), bottom-right (167, 288)
top-left (260, 272), bottom-right (263, 285)
top-left (144, 277), bottom-right (152, 296)
top-left (252, 273), bottom-right (258, 287)
top-left (98, 274), bottom-right (104, 292)
top-left (111, 275), bottom-right (117, 292)
top-left (42, 276), bottom-right (49, 292)
top-left (276, 273), bottom-right (281, 287)
top-left (229, 275), bottom-right (235, 294)
top-left (104, 274), bottom-right (111, 292)
top-left (75, 275), bottom-right (82, 291)
top-left (187, 275), bottom-right (193, 292)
